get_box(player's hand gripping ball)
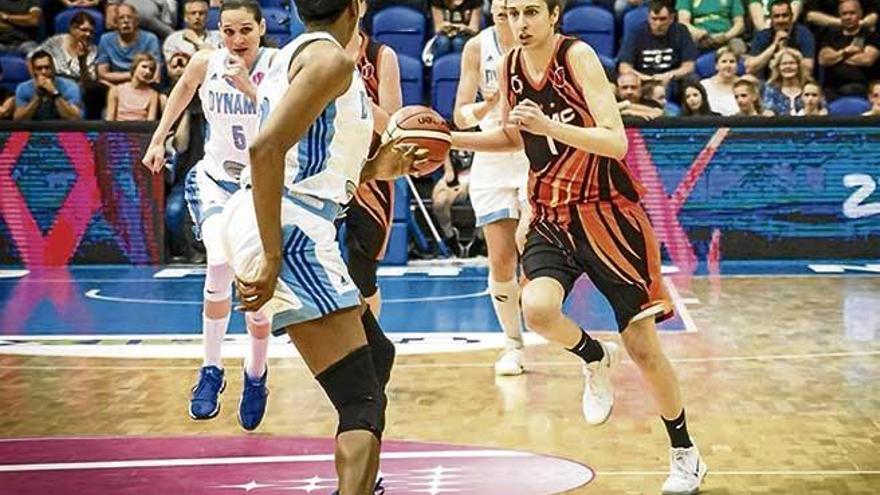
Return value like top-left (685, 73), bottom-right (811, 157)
top-left (382, 105), bottom-right (451, 177)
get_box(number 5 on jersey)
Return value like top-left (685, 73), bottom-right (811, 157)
top-left (232, 124), bottom-right (247, 150)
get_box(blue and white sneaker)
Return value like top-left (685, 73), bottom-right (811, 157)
top-left (189, 365), bottom-right (226, 420)
top-left (238, 368), bottom-right (269, 431)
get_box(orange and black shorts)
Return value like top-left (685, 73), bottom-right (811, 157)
top-left (343, 179), bottom-right (395, 298)
top-left (522, 200), bottom-right (673, 332)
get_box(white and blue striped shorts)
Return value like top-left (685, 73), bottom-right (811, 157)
top-left (220, 188), bottom-right (361, 334)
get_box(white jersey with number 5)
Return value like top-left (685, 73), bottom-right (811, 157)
top-left (255, 32), bottom-right (373, 205)
top-left (199, 46), bottom-right (275, 182)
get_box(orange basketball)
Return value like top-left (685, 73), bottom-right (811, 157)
top-left (382, 105), bottom-right (451, 177)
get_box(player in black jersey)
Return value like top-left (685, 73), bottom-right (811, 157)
top-left (451, 0), bottom-right (707, 492)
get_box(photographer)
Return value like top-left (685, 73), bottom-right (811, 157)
top-left (14, 50), bottom-right (82, 121)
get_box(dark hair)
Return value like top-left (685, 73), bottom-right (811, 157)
top-left (768, 0), bottom-right (792, 10)
top-left (294, 0), bottom-right (351, 23)
top-left (69, 10), bottom-right (96, 30)
top-left (184, 0), bottom-right (209, 5)
top-left (648, 0), bottom-right (673, 14)
top-left (679, 80), bottom-right (712, 116)
top-left (220, 0), bottom-right (263, 23)
top-left (29, 49), bottom-right (54, 66)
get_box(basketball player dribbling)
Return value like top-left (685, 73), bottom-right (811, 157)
top-left (142, 0), bottom-right (275, 430)
top-left (453, 0), bottom-right (529, 376)
top-left (450, 0), bottom-right (707, 492)
top-left (342, 0), bottom-right (402, 319)
top-left (228, 0), bottom-right (426, 490)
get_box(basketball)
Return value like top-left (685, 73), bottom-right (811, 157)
top-left (382, 105), bottom-right (451, 177)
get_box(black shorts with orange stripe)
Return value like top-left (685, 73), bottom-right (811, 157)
top-left (521, 200), bottom-right (673, 332)
top-left (343, 179), bottom-right (395, 298)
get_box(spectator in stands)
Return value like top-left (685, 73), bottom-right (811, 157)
top-left (0, 63), bottom-right (15, 119)
top-left (817, 0), bottom-right (880, 100)
top-left (676, 0), bottom-right (744, 51)
top-left (864, 80), bottom-right (880, 116)
top-left (107, 0), bottom-right (177, 39)
top-left (37, 10), bottom-right (103, 118)
top-left (106, 52), bottom-right (162, 120)
top-left (797, 80), bottom-right (828, 114)
top-left (762, 47), bottom-right (809, 115)
top-left (734, 76), bottom-right (774, 115)
top-left (618, 0), bottom-right (697, 87)
top-left (97, 3), bottom-right (162, 87)
top-left (432, 153), bottom-right (471, 256)
top-left (617, 71), bottom-right (664, 119)
top-left (678, 79), bottom-right (720, 115)
top-left (163, 0), bottom-right (220, 60)
top-left (642, 79), bottom-right (679, 115)
top-left (805, 0), bottom-right (877, 30)
top-left (0, 0), bottom-right (42, 54)
top-left (745, 0), bottom-right (814, 78)
top-left (747, 0), bottom-right (803, 31)
top-left (429, 0), bottom-right (481, 61)
top-left (700, 45), bottom-right (740, 115)
top-left (14, 50), bottom-right (82, 120)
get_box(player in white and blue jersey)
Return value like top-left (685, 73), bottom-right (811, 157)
top-left (453, 0), bottom-right (530, 376)
top-left (225, 0), bottom-right (424, 490)
top-left (141, 0), bottom-right (275, 431)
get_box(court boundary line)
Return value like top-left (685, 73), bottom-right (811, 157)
top-left (0, 349), bottom-right (877, 370)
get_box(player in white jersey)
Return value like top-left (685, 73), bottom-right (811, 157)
top-left (228, 0), bottom-right (424, 490)
top-left (453, 0), bottom-right (530, 376)
top-left (141, 0), bottom-right (276, 430)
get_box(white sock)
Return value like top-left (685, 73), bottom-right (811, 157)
top-left (202, 313), bottom-right (229, 368)
top-left (245, 312), bottom-right (270, 379)
top-left (489, 277), bottom-right (524, 351)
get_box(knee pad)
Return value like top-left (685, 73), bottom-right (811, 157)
top-left (361, 308), bottom-right (395, 386)
top-left (316, 345), bottom-right (385, 440)
top-left (204, 263), bottom-right (234, 302)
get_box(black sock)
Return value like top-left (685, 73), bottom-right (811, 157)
top-left (566, 330), bottom-right (604, 364)
top-left (662, 409), bottom-right (694, 449)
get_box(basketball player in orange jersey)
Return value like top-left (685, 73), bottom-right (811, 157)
top-left (342, 0), bottom-right (402, 318)
top-left (450, 0), bottom-right (707, 492)
top-left (453, 0), bottom-right (529, 375)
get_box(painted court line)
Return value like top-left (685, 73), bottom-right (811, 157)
top-left (1, 350), bottom-right (877, 371)
top-left (83, 288), bottom-right (492, 305)
top-left (597, 470), bottom-right (880, 476)
top-left (0, 450), bottom-right (529, 473)
top-left (663, 277), bottom-right (698, 333)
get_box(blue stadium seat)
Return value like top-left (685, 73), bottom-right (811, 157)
top-left (372, 6), bottom-right (426, 62)
top-left (263, 7), bottom-right (291, 33)
top-left (562, 5), bottom-right (615, 58)
top-left (288, 5), bottom-right (304, 38)
top-left (207, 7), bottom-right (220, 30)
top-left (431, 52), bottom-right (460, 121)
top-left (828, 96), bottom-right (871, 116)
top-left (398, 54), bottom-right (424, 106)
top-left (0, 55), bottom-right (29, 92)
top-left (623, 6), bottom-right (648, 35)
top-left (54, 8), bottom-right (105, 37)
top-left (259, 0), bottom-right (289, 8)
top-left (695, 51), bottom-right (745, 78)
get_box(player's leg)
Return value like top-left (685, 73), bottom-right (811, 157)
top-left (184, 166), bottom-right (233, 420)
top-left (519, 227), bottom-right (620, 424)
top-left (472, 182), bottom-right (525, 375)
top-left (345, 181), bottom-right (394, 318)
top-left (239, 310), bottom-right (271, 430)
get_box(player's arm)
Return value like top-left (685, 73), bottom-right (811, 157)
top-left (451, 52), bottom-right (523, 153)
top-left (510, 42), bottom-right (627, 160)
top-left (373, 45), bottom-right (402, 134)
top-left (453, 36), bottom-right (493, 129)
top-left (141, 49), bottom-right (210, 172)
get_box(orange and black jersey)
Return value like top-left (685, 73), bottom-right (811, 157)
top-left (356, 32), bottom-right (383, 106)
top-left (504, 36), bottom-right (645, 225)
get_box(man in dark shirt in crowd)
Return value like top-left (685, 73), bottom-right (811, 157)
top-left (619, 0), bottom-right (698, 86)
top-left (746, 0), bottom-right (815, 78)
top-left (818, 0), bottom-right (880, 99)
top-left (805, 0), bottom-right (877, 29)
top-left (0, 0), bottom-right (42, 54)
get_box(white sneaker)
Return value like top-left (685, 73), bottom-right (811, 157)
top-left (494, 348), bottom-right (524, 376)
top-left (661, 445), bottom-right (707, 495)
top-left (581, 340), bottom-right (619, 425)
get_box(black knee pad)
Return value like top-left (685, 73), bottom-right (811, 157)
top-left (316, 345), bottom-right (385, 440)
top-left (361, 308), bottom-right (395, 386)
